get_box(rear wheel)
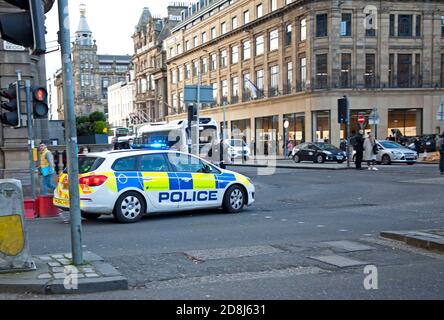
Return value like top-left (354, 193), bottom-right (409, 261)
top-left (223, 185), bottom-right (246, 213)
top-left (382, 155), bottom-right (392, 165)
top-left (113, 191), bottom-right (145, 223)
top-left (81, 212), bottom-right (101, 220)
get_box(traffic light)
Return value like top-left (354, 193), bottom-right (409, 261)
top-left (32, 86), bottom-right (48, 119)
top-left (338, 97), bottom-right (348, 124)
top-left (0, 83), bottom-right (21, 128)
top-left (0, 0), bottom-right (47, 55)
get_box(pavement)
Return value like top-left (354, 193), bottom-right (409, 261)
top-left (381, 229), bottom-right (444, 253)
top-left (0, 251), bottom-right (127, 294)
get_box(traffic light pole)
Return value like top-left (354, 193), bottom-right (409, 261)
top-left (346, 96), bottom-right (351, 169)
top-left (58, 0), bottom-right (83, 266)
top-left (24, 79), bottom-right (36, 200)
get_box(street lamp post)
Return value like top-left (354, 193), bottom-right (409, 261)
top-left (284, 119), bottom-right (290, 158)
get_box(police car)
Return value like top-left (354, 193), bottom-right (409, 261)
top-left (53, 150), bottom-right (255, 223)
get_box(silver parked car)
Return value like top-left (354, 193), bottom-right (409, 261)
top-left (375, 140), bottom-right (418, 165)
top-left (353, 140), bottom-right (418, 165)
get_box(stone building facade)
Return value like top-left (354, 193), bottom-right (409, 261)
top-left (131, 4), bottom-right (188, 123)
top-left (55, 5), bottom-right (131, 119)
top-left (165, 0), bottom-right (444, 156)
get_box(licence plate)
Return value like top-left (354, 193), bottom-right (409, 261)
top-left (337, 156), bottom-right (343, 160)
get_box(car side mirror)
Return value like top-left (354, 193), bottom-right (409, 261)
top-left (203, 165), bottom-right (212, 174)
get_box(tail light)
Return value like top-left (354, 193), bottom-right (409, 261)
top-left (79, 175), bottom-right (108, 187)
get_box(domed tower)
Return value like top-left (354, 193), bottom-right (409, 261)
top-left (75, 4), bottom-right (93, 46)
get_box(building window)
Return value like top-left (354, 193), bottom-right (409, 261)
top-left (298, 56), bottom-right (306, 91)
top-left (243, 40), bottom-right (251, 60)
top-left (171, 70), bottom-right (177, 84)
top-left (398, 15), bottom-right (413, 37)
top-left (313, 111), bottom-right (330, 143)
top-left (285, 24), bottom-right (292, 46)
top-left (286, 62), bottom-right (293, 94)
top-left (389, 14), bottom-right (395, 37)
top-left (316, 54), bottom-right (328, 89)
top-left (441, 16), bottom-right (444, 37)
top-left (231, 76), bottom-right (239, 103)
top-left (177, 43), bottom-right (181, 55)
top-left (221, 22), bottom-right (226, 35)
top-left (284, 113), bottom-right (305, 146)
top-left (270, 0), bottom-right (277, 11)
top-left (341, 13), bottom-right (352, 37)
top-left (256, 69), bottom-right (264, 98)
top-left (221, 79), bottom-right (228, 104)
top-left (179, 92), bottom-right (184, 113)
top-left (186, 40), bottom-right (190, 51)
top-left (211, 53), bottom-right (217, 71)
top-left (388, 109), bottom-right (422, 137)
top-left (365, 12), bottom-right (376, 37)
top-left (193, 36), bottom-right (198, 48)
top-left (389, 54), bottom-right (395, 87)
top-left (202, 32), bottom-right (207, 43)
top-left (256, 4), bottom-right (263, 18)
top-left (365, 54), bottom-right (375, 88)
top-left (269, 65), bottom-right (279, 97)
top-left (185, 64), bottom-right (191, 79)
top-left (231, 45), bottom-right (239, 64)
top-left (193, 61), bottom-right (199, 77)
top-left (172, 93), bottom-right (178, 112)
top-left (300, 18), bottom-right (306, 41)
top-left (202, 57), bottom-right (208, 74)
top-left (232, 16), bottom-right (238, 29)
top-left (211, 27), bottom-right (216, 39)
top-left (416, 15), bottom-right (421, 37)
top-left (178, 66), bottom-right (183, 81)
top-left (341, 53), bottom-right (351, 88)
top-left (244, 10), bottom-right (250, 24)
top-left (285, 0), bottom-right (294, 4)
top-left (243, 73), bottom-right (252, 101)
top-left (269, 29), bottom-right (279, 51)
top-left (220, 50), bottom-right (227, 68)
top-left (415, 54), bottom-right (421, 87)
top-left (398, 54), bottom-right (412, 88)
top-left (212, 83), bottom-right (217, 104)
top-left (256, 35), bottom-right (264, 56)
top-left (316, 13), bottom-right (328, 37)
top-left (441, 54), bottom-right (444, 86)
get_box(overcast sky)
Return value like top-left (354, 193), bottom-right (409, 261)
top-left (45, 0), bottom-right (170, 78)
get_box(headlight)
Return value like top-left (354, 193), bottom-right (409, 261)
top-left (324, 151), bottom-right (332, 155)
top-left (392, 151), bottom-right (403, 157)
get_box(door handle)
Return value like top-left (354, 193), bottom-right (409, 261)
top-left (181, 178), bottom-right (192, 182)
top-left (143, 177), bottom-right (153, 182)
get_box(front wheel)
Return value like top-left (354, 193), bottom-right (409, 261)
top-left (382, 155), bottom-right (392, 165)
top-left (223, 185), bottom-right (246, 213)
top-left (337, 160), bottom-right (344, 164)
top-left (293, 154), bottom-right (301, 163)
top-left (407, 162), bottom-right (415, 166)
top-left (113, 191), bottom-right (145, 223)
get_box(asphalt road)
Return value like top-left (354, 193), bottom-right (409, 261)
top-left (2, 163), bottom-right (444, 300)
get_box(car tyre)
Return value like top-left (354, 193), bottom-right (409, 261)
top-left (337, 160), bottom-right (344, 164)
top-left (81, 212), bottom-right (101, 220)
top-left (113, 191), bottom-right (145, 223)
top-left (223, 185), bottom-right (246, 214)
top-left (293, 154), bottom-right (301, 163)
top-left (407, 162), bottom-right (415, 166)
top-left (315, 154), bottom-right (325, 164)
top-left (382, 155), bottom-right (392, 165)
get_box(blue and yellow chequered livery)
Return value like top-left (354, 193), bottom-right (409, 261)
top-left (53, 150), bottom-right (255, 223)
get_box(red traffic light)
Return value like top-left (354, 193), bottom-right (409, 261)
top-left (34, 87), bottom-right (47, 102)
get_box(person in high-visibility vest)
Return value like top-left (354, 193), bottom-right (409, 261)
top-left (38, 143), bottom-right (56, 195)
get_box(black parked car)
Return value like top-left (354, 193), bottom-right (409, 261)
top-left (406, 134), bottom-right (438, 153)
top-left (291, 142), bottom-right (347, 164)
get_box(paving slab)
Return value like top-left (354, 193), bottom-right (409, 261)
top-left (0, 252), bottom-right (128, 295)
top-left (309, 255), bottom-right (368, 268)
top-left (323, 241), bottom-right (375, 252)
top-left (184, 245), bottom-right (284, 261)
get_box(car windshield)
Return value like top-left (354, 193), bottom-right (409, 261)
top-left (316, 143), bottom-right (338, 151)
top-left (379, 141), bottom-right (404, 149)
top-left (229, 140), bottom-right (246, 147)
top-left (78, 157), bottom-right (105, 174)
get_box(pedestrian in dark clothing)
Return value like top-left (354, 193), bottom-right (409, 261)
top-left (352, 130), bottom-right (365, 170)
top-left (438, 132), bottom-right (444, 175)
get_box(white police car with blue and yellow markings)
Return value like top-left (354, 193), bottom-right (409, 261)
top-left (53, 150), bottom-right (255, 223)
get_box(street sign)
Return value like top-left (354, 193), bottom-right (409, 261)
top-left (184, 85), bottom-right (214, 104)
top-left (368, 109), bottom-right (380, 125)
top-left (358, 114), bottom-right (365, 125)
top-left (437, 101), bottom-right (444, 121)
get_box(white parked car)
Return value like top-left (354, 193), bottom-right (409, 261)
top-left (353, 140), bottom-right (418, 165)
top-left (224, 139), bottom-right (250, 161)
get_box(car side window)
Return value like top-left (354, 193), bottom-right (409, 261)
top-left (112, 156), bottom-right (138, 171)
top-left (167, 153), bottom-right (212, 173)
top-left (139, 154), bottom-right (169, 172)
